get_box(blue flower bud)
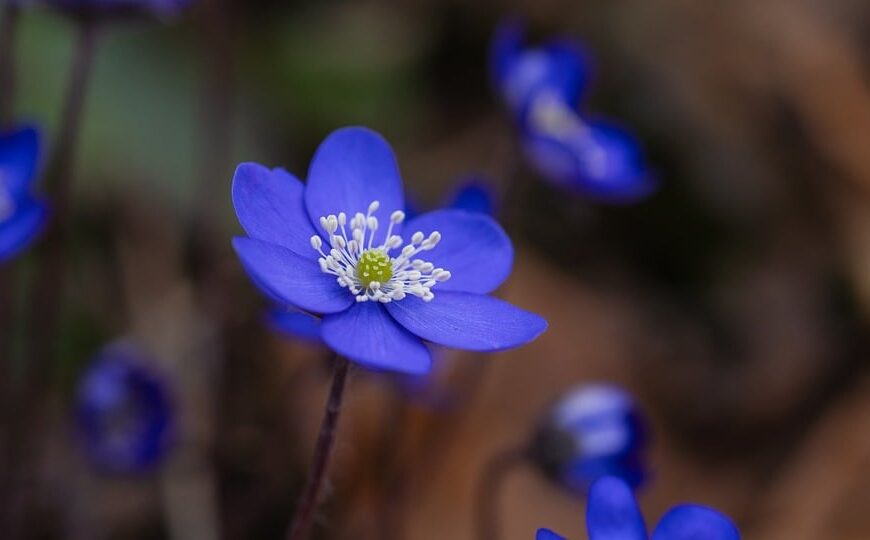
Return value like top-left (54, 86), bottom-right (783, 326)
top-left (529, 384), bottom-right (647, 495)
top-left (75, 342), bottom-right (175, 473)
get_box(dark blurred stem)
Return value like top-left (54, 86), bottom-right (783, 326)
top-left (0, 2), bottom-right (20, 125)
top-left (25, 17), bottom-right (98, 367)
top-left (286, 355), bottom-right (350, 540)
top-left (475, 447), bottom-right (527, 540)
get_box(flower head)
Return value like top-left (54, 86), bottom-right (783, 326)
top-left (537, 476), bottom-right (740, 540)
top-left (233, 127), bottom-right (546, 374)
top-left (491, 20), bottom-right (655, 203)
top-left (268, 176), bottom-right (496, 345)
top-left (530, 384), bottom-right (647, 495)
top-left (75, 341), bottom-right (175, 473)
top-left (491, 19), bottom-right (589, 121)
top-left (0, 126), bottom-right (48, 263)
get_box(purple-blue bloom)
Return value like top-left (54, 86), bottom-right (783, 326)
top-left (491, 20), bottom-right (655, 203)
top-left (75, 342), bottom-right (175, 473)
top-left (530, 384), bottom-right (647, 495)
top-left (491, 19), bottom-right (589, 122)
top-left (0, 126), bottom-right (48, 263)
top-left (537, 476), bottom-right (740, 540)
top-left (267, 176), bottom-right (496, 346)
top-left (233, 126), bottom-right (546, 375)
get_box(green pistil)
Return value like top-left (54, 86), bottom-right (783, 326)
top-left (357, 249), bottom-right (392, 287)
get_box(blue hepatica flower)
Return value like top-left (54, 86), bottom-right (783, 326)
top-left (267, 176), bottom-right (497, 346)
top-left (75, 342), bottom-right (175, 473)
top-left (233, 126), bottom-right (546, 375)
top-left (0, 126), bottom-right (48, 263)
top-left (491, 20), bottom-right (655, 203)
top-left (537, 476), bottom-right (740, 540)
top-left (530, 384), bottom-right (647, 495)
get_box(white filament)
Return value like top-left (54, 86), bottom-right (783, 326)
top-left (310, 200), bottom-right (451, 303)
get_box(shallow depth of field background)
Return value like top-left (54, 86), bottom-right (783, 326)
top-left (7, 0), bottom-right (870, 538)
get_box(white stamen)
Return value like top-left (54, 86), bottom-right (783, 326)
top-left (311, 199), bottom-right (451, 303)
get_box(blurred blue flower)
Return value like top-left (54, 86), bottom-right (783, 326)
top-left (490, 19), bottom-right (589, 122)
top-left (445, 177), bottom-right (497, 216)
top-left (232, 126), bottom-right (546, 375)
top-left (530, 384), bottom-right (647, 495)
top-left (75, 342), bottom-right (175, 473)
top-left (521, 94), bottom-right (655, 202)
top-left (0, 126), bottom-right (48, 264)
top-left (538, 476), bottom-right (740, 540)
top-left (490, 19), bottom-right (655, 203)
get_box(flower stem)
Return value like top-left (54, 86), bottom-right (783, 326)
top-left (0, 1), bottom-right (20, 125)
top-left (5, 20), bottom-right (100, 534)
top-left (286, 355), bottom-right (351, 540)
top-left (25, 17), bottom-right (99, 371)
top-left (475, 447), bottom-right (528, 540)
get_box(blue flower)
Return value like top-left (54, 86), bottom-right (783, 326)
top-left (75, 342), bottom-right (175, 473)
top-left (537, 476), bottom-right (740, 540)
top-left (232, 126), bottom-right (546, 375)
top-left (490, 19), bottom-right (589, 122)
top-left (267, 175), bottom-right (497, 346)
top-left (0, 126), bottom-right (48, 263)
top-left (530, 384), bottom-right (647, 495)
top-left (521, 96), bottom-right (655, 202)
top-left (490, 20), bottom-right (655, 203)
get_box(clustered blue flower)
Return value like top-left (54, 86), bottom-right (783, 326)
top-left (75, 342), bottom-right (175, 473)
top-left (0, 126), bottom-right (48, 263)
top-left (530, 384), bottom-right (647, 495)
top-left (491, 19), bottom-right (655, 203)
top-left (233, 126), bottom-right (546, 375)
top-left (537, 476), bottom-right (739, 540)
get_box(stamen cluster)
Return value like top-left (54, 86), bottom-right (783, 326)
top-left (310, 200), bottom-right (451, 303)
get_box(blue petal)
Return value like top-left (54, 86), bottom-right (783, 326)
top-left (651, 505), bottom-right (739, 540)
top-left (385, 291), bottom-right (547, 351)
top-left (494, 27), bottom-right (589, 118)
top-left (321, 301), bottom-right (431, 374)
top-left (304, 127), bottom-right (405, 236)
top-left (0, 198), bottom-right (48, 263)
top-left (267, 307), bottom-right (323, 344)
top-left (0, 125), bottom-right (41, 199)
top-left (232, 162), bottom-right (318, 256)
top-left (536, 529), bottom-right (566, 540)
top-left (445, 177), bottom-right (495, 215)
top-left (232, 237), bottom-right (353, 314)
top-left (524, 116), bottom-right (656, 203)
top-left (403, 209), bottom-right (513, 294)
top-left (586, 476), bottom-right (647, 540)
top-left (490, 18), bottom-right (524, 87)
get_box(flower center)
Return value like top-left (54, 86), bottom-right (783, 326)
top-left (356, 249), bottom-right (392, 287)
top-left (310, 200), bottom-right (451, 303)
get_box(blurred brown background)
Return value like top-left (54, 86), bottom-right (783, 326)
top-left (9, 0), bottom-right (870, 538)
